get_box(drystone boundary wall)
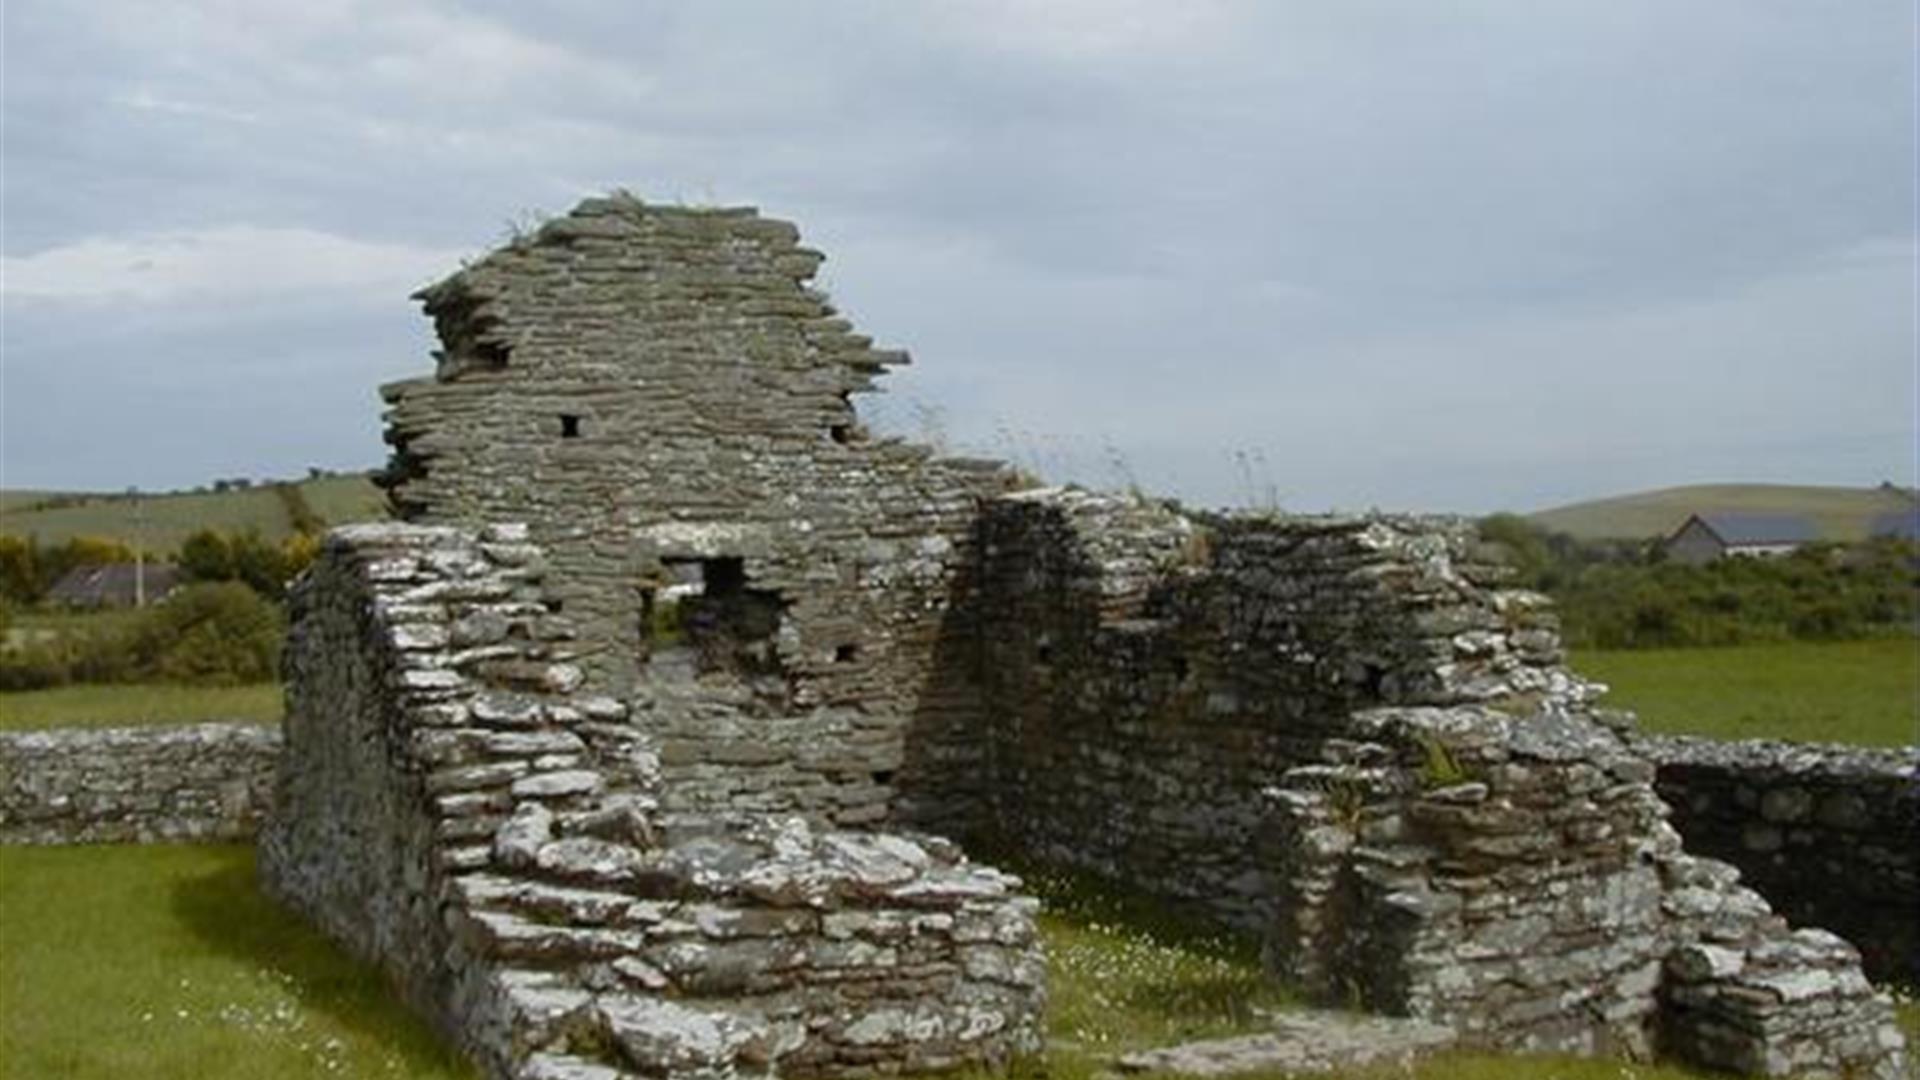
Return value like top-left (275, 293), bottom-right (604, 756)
top-left (0, 723), bottom-right (279, 844)
top-left (1637, 734), bottom-right (1919, 986)
top-left (263, 523), bottom-right (1045, 1080)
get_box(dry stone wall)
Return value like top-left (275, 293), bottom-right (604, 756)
top-left (1637, 734), bottom-right (1919, 986)
top-left (1268, 708), bottom-right (1908, 1077)
top-left (381, 195), bottom-right (1023, 831)
top-left (265, 193), bottom-right (1910, 1079)
top-left (917, 486), bottom-right (1906, 1075)
top-left (0, 723), bottom-right (278, 844)
top-left (933, 487), bottom-right (1585, 929)
top-left (262, 524), bottom-right (1044, 1080)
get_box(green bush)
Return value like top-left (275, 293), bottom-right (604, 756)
top-left (1479, 518), bottom-right (1918, 649)
top-left (121, 583), bottom-right (284, 685)
top-left (0, 583), bottom-right (283, 690)
top-left (177, 528), bottom-right (316, 599)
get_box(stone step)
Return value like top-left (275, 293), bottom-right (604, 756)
top-left (1114, 1010), bottom-right (1454, 1077)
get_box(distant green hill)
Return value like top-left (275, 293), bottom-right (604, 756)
top-left (1528, 483), bottom-right (1915, 541)
top-left (0, 475), bottom-right (389, 553)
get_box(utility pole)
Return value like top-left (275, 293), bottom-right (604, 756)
top-left (128, 486), bottom-right (145, 608)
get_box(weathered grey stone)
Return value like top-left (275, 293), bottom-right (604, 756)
top-left (0, 724), bottom-right (279, 844)
top-left (1117, 1011), bottom-right (1454, 1076)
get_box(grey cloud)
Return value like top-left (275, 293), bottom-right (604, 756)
top-left (2, 0), bottom-right (1911, 510)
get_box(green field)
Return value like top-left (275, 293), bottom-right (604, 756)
top-left (1576, 639), bottom-right (1918, 747)
top-left (0, 683), bottom-right (283, 731)
top-left (0, 844), bottom-right (475, 1080)
top-left (1528, 482), bottom-right (1913, 541)
top-left (0, 475), bottom-right (387, 552)
top-left (0, 844), bottom-right (1742, 1080)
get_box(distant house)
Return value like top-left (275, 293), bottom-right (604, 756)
top-left (1664, 513), bottom-right (1818, 565)
top-left (44, 563), bottom-right (179, 608)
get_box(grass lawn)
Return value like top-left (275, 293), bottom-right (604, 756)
top-left (1574, 638), bottom-right (1918, 748)
top-left (981, 864), bottom-right (1731, 1080)
top-left (5, 845), bottom-right (1911, 1080)
top-left (0, 682), bottom-right (282, 731)
top-left (0, 844), bottom-right (475, 1080)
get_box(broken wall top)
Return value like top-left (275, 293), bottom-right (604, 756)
top-left (380, 194), bottom-right (1025, 701)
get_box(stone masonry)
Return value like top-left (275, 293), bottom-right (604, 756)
top-left (261, 523), bottom-right (1042, 1080)
top-left (259, 194), bottom-right (1910, 1079)
top-left (1636, 734), bottom-right (1919, 986)
top-left (0, 723), bottom-right (278, 844)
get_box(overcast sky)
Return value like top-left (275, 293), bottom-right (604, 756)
top-left (2, 2), bottom-right (1913, 513)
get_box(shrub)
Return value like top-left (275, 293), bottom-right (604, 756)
top-left (121, 583), bottom-right (284, 685)
top-left (0, 582), bottom-right (283, 689)
top-left (1478, 517), bottom-right (1918, 649)
top-left (177, 528), bottom-right (315, 599)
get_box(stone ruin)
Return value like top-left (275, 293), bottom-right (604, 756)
top-left (260, 194), bottom-right (1910, 1080)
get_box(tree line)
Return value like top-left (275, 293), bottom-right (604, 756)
top-left (0, 528), bottom-right (321, 691)
top-left (1477, 514), bottom-right (1917, 649)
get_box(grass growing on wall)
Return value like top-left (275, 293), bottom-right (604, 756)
top-left (0, 682), bottom-right (282, 731)
top-left (0, 844), bottom-right (476, 1080)
top-left (1575, 639), bottom-right (1919, 748)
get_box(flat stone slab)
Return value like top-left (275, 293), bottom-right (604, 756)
top-left (1115, 1011), bottom-right (1454, 1077)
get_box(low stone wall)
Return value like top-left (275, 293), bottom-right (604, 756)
top-left (1637, 734), bottom-right (1920, 986)
top-left (0, 723), bottom-right (281, 844)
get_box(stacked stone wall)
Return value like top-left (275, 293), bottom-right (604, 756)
top-left (297, 193), bottom-right (1908, 1079)
top-left (262, 523), bottom-right (1044, 1080)
top-left (941, 487), bottom-right (1582, 930)
top-left (1637, 734), bottom-right (1919, 985)
top-left (0, 723), bottom-right (279, 844)
top-left (381, 196), bottom-right (1022, 830)
top-left (1268, 708), bottom-right (1907, 1076)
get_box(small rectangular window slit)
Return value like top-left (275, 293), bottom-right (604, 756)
top-left (559, 414), bottom-right (583, 438)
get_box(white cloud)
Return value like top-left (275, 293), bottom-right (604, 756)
top-left (0, 227), bottom-right (468, 303)
top-left (928, 0), bottom-right (1241, 60)
top-left (111, 88), bottom-right (260, 124)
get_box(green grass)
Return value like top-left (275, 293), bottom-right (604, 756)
top-left (5, 607), bottom-right (149, 647)
top-left (0, 475), bottom-right (387, 553)
top-left (1015, 863), bottom-right (1297, 1069)
top-left (5, 845), bottom-right (1911, 1080)
top-left (1528, 483), bottom-right (1913, 541)
top-left (1575, 639), bottom-right (1918, 747)
top-left (989, 863), bottom-right (1737, 1080)
top-left (0, 844), bottom-right (477, 1080)
top-left (0, 682), bottom-right (282, 731)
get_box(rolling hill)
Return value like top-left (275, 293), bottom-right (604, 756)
top-left (0, 474), bottom-right (389, 553)
top-left (1527, 483), bottom-right (1915, 541)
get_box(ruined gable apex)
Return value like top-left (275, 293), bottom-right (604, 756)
top-left (405, 194), bottom-right (903, 387)
top-left (379, 191), bottom-right (1023, 710)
